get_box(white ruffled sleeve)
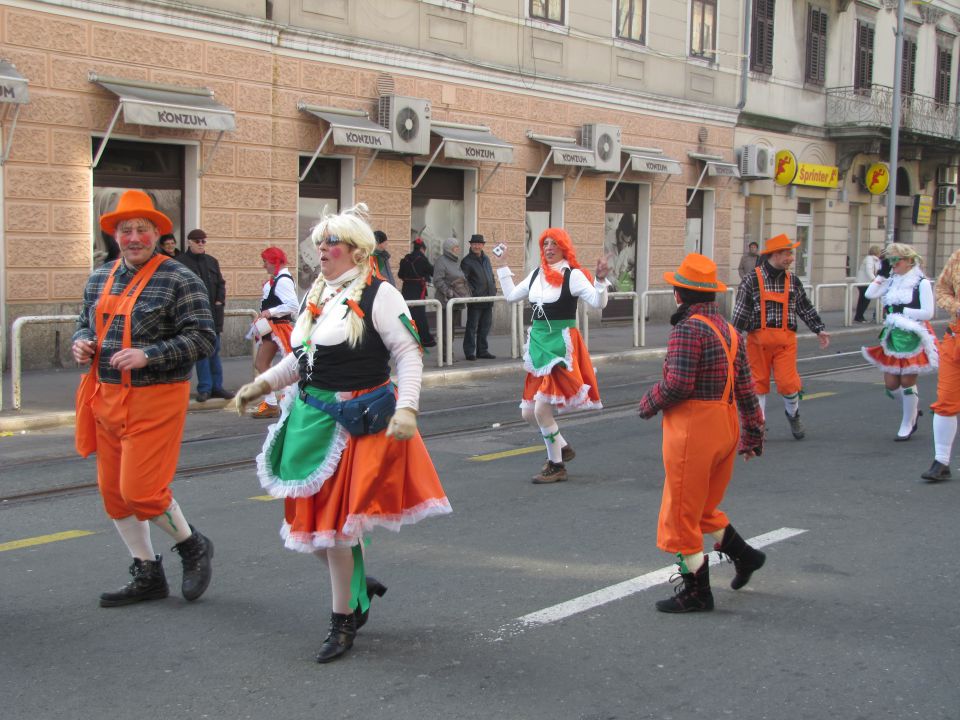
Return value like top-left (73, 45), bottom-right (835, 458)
top-left (865, 277), bottom-right (889, 300)
top-left (372, 283), bottom-right (422, 411)
top-left (569, 268), bottom-right (609, 309)
top-left (497, 266), bottom-right (532, 303)
top-left (903, 278), bottom-right (935, 321)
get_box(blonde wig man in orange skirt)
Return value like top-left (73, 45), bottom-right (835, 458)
top-left (639, 254), bottom-right (765, 613)
top-left (497, 228), bottom-right (610, 484)
top-left (733, 234), bottom-right (830, 440)
top-left (73, 190), bottom-right (216, 608)
top-left (235, 204), bottom-right (450, 664)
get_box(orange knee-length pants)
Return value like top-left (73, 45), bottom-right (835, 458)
top-left (92, 381), bottom-right (189, 520)
top-left (746, 328), bottom-right (801, 396)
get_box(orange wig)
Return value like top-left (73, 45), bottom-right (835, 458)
top-left (539, 228), bottom-right (594, 287)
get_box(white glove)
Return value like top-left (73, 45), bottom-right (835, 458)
top-left (235, 378), bottom-right (272, 416)
top-left (386, 407), bottom-right (418, 441)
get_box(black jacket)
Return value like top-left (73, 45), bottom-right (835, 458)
top-left (398, 248), bottom-right (433, 301)
top-left (460, 250), bottom-right (496, 303)
top-left (178, 250), bottom-right (226, 332)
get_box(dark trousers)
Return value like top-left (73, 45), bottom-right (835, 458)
top-left (410, 305), bottom-right (435, 345)
top-left (195, 333), bottom-right (223, 393)
top-left (854, 286), bottom-right (873, 321)
top-left (464, 304), bottom-right (492, 357)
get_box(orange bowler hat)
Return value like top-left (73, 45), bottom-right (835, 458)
top-left (760, 233), bottom-right (800, 255)
top-left (663, 253), bottom-right (727, 293)
top-left (99, 190), bottom-right (173, 235)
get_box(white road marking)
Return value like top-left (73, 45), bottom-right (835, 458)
top-left (487, 527), bottom-right (807, 641)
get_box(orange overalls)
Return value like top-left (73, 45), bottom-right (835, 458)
top-left (86, 256), bottom-right (191, 520)
top-left (657, 315), bottom-right (737, 556)
top-left (932, 321), bottom-right (960, 417)
top-left (746, 265), bottom-right (802, 396)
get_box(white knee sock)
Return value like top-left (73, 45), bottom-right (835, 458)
top-left (933, 413), bottom-right (957, 464)
top-left (783, 393), bottom-right (800, 417)
top-left (149, 499), bottom-right (193, 543)
top-left (541, 424), bottom-right (563, 463)
top-left (323, 546), bottom-right (355, 615)
top-left (757, 393), bottom-right (767, 418)
top-left (899, 388), bottom-right (919, 437)
top-left (680, 551), bottom-right (705, 574)
top-left (113, 515), bottom-right (155, 560)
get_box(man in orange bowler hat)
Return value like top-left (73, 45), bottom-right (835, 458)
top-left (639, 253), bottom-right (766, 613)
top-left (73, 190), bottom-right (217, 608)
top-left (732, 233), bottom-right (830, 439)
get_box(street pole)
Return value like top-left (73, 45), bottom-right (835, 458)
top-left (887, 0), bottom-right (906, 244)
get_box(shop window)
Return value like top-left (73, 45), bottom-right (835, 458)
top-left (525, 177), bottom-right (554, 276)
top-left (92, 139), bottom-right (184, 267)
top-left (298, 156), bottom-right (341, 293)
top-left (604, 182), bottom-right (640, 292)
top-left (411, 166), bottom-right (465, 265)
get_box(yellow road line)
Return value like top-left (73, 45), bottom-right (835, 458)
top-left (803, 392), bottom-right (836, 401)
top-left (249, 494), bottom-right (279, 502)
top-left (470, 445), bottom-right (543, 462)
top-left (0, 530), bottom-right (96, 552)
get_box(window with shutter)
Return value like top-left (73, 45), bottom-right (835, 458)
top-left (936, 46), bottom-right (952, 105)
top-left (805, 6), bottom-right (828, 86)
top-left (901, 38), bottom-right (917, 95)
top-left (750, 0), bottom-right (775, 74)
top-left (854, 20), bottom-right (874, 92)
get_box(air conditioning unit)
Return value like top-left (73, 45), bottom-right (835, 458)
top-left (581, 124), bottom-right (622, 172)
top-left (738, 145), bottom-right (773, 178)
top-left (937, 166), bottom-right (958, 185)
top-left (937, 185), bottom-right (957, 207)
top-left (378, 95), bottom-right (431, 155)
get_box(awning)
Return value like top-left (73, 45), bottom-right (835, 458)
top-left (687, 152), bottom-right (740, 204)
top-left (0, 60), bottom-right (29, 104)
top-left (298, 103), bottom-right (393, 184)
top-left (0, 59), bottom-right (29, 165)
top-left (413, 122), bottom-right (514, 192)
top-left (606, 148), bottom-right (684, 202)
top-left (527, 132), bottom-right (596, 198)
top-left (90, 73), bottom-right (236, 176)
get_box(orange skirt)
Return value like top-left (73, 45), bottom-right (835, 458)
top-left (267, 320), bottom-right (294, 354)
top-left (521, 327), bottom-right (601, 414)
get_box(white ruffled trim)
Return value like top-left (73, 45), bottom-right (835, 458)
top-left (255, 392), bottom-right (351, 499)
top-left (881, 266), bottom-right (925, 306)
top-left (523, 326), bottom-right (575, 377)
top-left (278, 497), bottom-right (453, 553)
top-left (519, 384), bottom-right (603, 415)
top-left (861, 314), bottom-right (940, 374)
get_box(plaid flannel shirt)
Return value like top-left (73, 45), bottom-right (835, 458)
top-left (732, 261), bottom-right (825, 335)
top-left (639, 302), bottom-right (764, 452)
top-left (73, 255), bottom-right (215, 386)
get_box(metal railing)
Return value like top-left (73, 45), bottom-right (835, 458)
top-left (406, 299), bottom-right (443, 368)
top-left (826, 85), bottom-right (959, 141)
top-left (443, 296), bottom-right (518, 367)
top-left (579, 291), bottom-right (639, 349)
top-left (845, 282), bottom-right (883, 326)
top-left (10, 309), bottom-right (259, 411)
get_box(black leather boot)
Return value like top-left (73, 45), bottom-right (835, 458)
top-left (354, 576), bottom-right (388, 631)
top-left (172, 525), bottom-right (214, 601)
top-left (316, 612), bottom-right (357, 664)
top-left (655, 560), bottom-right (713, 613)
top-left (99, 556), bottom-right (169, 607)
top-left (715, 524), bottom-right (766, 590)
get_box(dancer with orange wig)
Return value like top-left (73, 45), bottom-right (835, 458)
top-left (497, 228), bottom-right (610, 483)
top-left (250, 247), bottom-right (299, 418)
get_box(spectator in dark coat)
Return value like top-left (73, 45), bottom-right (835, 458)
top-left (398, 238), bottom-right (436, 347)
top-left (178, 228), bottom-right (233, 401)
top-left (460, 234), bottom-right (497, 360)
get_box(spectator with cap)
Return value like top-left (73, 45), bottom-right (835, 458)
top-left (158, 234), bottom-right (181, 259)
top-left (179, 229), bottom-right (233, 402)
top-left (460, 234), bottom-right (497, 360)
top-left (372, 230), bottom-right (396, 286)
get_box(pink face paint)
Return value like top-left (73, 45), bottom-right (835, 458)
top-left (328, 246), bottom-right (343, 260)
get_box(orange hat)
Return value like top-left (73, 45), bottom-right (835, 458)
top-left (99, 190), bottom-right (173, 235)
top-left (663, 253), bottom-right (727, 292)
top-left (760, 233), bottom-right (800, 255)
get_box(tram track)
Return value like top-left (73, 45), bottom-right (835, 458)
top-left (0, 359), bottom-right (874, 505)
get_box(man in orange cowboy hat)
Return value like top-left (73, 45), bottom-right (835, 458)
top-left (639, 253), bottom-right (766, 613)
top-left (732, 233), bottom-right (830, 439)
top-left (72, 189), bottom-right (217, 608)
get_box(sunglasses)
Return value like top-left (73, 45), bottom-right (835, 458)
top-left (190, 238), bottom-right (207, 244)
top-left (886, 256), bottom-right (903, 263)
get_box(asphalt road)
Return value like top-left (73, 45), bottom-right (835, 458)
top-left (2, 336), bottom-right (958, 719)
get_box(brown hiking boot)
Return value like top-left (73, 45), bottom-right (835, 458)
top-left (532, 461), bottom-right (567, 484)
top-left (534, 445), bottom-right (576, 478)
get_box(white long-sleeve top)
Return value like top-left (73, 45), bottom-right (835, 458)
top-left (497, 260), bottom-right (608, 310)
top-left (261, 267), bottom-right (300, 320)
top-left (865, 266), bottom-right (934, 322)
top-left (255, 268), bottom-right (423, 411)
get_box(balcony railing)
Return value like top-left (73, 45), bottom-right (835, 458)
top-left (825, 85), bottom-right (958, 141)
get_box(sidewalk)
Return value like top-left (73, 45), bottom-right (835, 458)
top-left (0, 309), bottom-right (874, 432)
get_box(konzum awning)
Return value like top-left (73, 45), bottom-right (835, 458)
top-left (687, 152), bottom-right (740, 204)
top-left (91, 73), bottom-right (236, 176)
top-left (298, 103), bottom-right (394, 184)
top-left (526, 132), bottom-right (596, 198)
top-left (413, 121), bottom-right (515, 192)
top-left (0, 59), bottom-right (29, 165)
top-left (606, 146), bottom-right (684, 201)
